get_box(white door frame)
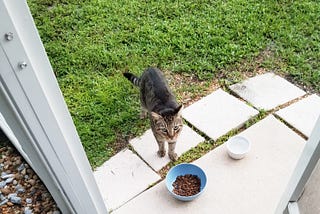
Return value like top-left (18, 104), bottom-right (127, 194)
top-left (0, 0), bottom-right (108, 213)
top-left (276, 116), bottom-right (320, 214)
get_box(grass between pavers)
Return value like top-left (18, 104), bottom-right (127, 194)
top-left (27, 0), bottom-right (319, 168)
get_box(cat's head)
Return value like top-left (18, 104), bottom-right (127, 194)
top-left (151, 105), bottom-right (184, 142)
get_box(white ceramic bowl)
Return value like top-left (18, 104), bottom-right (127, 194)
top-left (226, 136), bottom-right (251, 160)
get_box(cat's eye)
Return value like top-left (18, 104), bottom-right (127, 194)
top-left (174, 126), bottom-right (180, 131)
top-left (161, 128), bottom-right (167, 133)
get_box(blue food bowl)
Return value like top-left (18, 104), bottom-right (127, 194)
top-left (166, 163), bottom-right (207, 201)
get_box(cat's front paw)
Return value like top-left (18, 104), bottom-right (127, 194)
top-left (157, 150), bottom-right (166, 158)
top-left (169, 152), bottom-right (178, 161)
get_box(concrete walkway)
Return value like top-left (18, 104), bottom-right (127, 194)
top-left (94, 73), bottom-right (320, 213)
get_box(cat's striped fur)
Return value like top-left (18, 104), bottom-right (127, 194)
top-left (124, 67), bottom-right (183, 161)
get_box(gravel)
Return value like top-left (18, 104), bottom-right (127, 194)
top-left (0, 133), bottom-right (60, 214)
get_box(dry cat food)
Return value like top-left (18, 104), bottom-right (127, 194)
top-left (172, 174), bottom-right (201, 196)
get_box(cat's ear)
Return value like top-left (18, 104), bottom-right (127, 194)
top-left (175, 105), bottom-right (184, 116)
top-left (151, 112), bottom-right (162, 121)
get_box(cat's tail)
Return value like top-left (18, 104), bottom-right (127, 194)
top-left (123, 72), bottom-right (141, 87)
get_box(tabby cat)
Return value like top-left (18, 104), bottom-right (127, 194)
top-left (124, 67), bottom-right (183, 161)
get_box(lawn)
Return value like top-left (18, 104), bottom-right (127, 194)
top-left (27, 0), bottom-right (319, 168)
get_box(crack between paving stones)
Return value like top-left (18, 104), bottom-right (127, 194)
top-left (110, 178), bottom-right (163, 213)
top-left (225, 84), bottom-right (310, 140)
top-left (268, 93), bottom-right (310, 140)
top-left (271, 93), bottom-right (309, 113)
top-left (182, 119), bottom-right (213, 142)
top-left (273, 114), bottom-right (308, 141)
top-left (126, 145), bottom-right (160, 175)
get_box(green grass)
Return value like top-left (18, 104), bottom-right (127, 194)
top-left (58, 72), bottom-right (148, 166)
top-left (27, 0), bottom-right (320, 168)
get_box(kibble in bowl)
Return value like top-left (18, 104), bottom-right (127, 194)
top-left (166, 163), bottom-right (207, 201)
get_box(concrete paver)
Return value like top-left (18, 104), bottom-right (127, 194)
top-left (229, 73), bottom-right (306, 110)
top-left (130, 125), bottom-right (205, 171)
top-left (114, 116), bottom-right (305, 214)
top-left (182, 88), bottom-right (258, 140)
top-left (275, 94), bottom-right (320, 138)
top-left (93, 149), bottom-right (161, 212)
